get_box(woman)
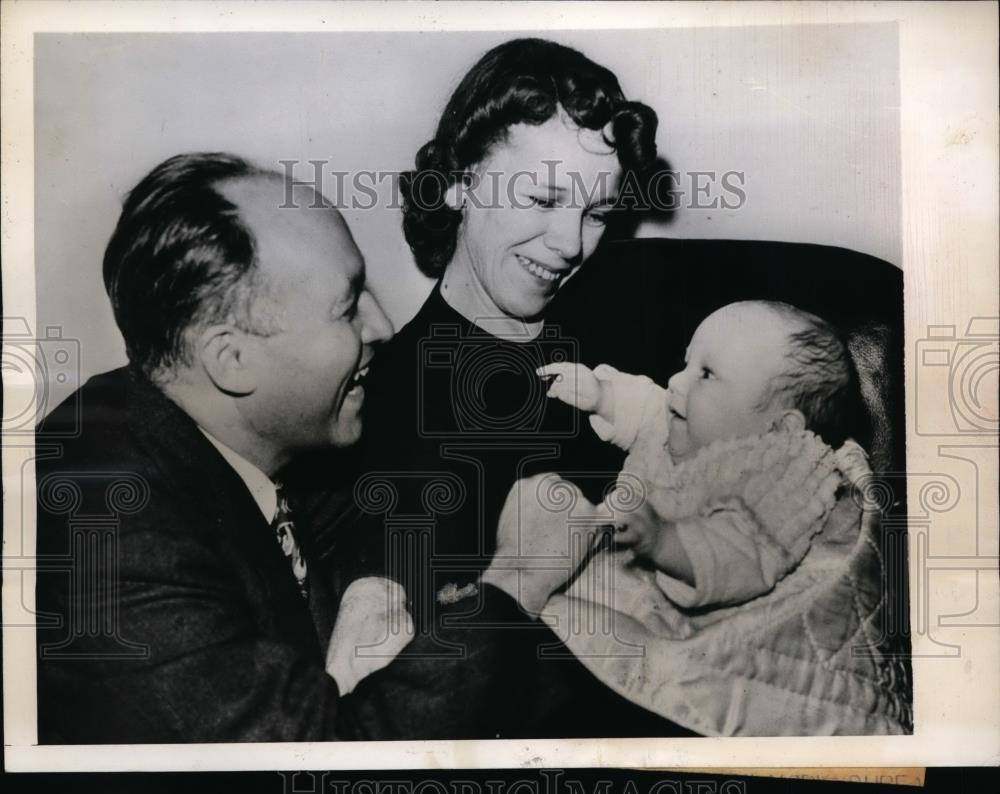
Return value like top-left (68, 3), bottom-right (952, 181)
top-left (359, 36), bottom-right (655, 595)
top-left (355, 38), bottom-right (687, 737)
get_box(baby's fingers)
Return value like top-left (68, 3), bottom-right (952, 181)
top-left (538, 363), bottom-right (578, 404)
top-left (536, 362), bottom-right (575, 381)
top-left (612, 522), bottom-right (641, 546)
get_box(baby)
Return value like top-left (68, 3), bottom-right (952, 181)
top-left (536, 300), bottom-right (911, 736)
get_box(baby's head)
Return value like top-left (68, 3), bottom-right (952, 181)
top-left (666, 300), bottom-right (862, 461)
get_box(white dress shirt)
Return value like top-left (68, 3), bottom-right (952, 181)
top-left (199, 429), bottom-right (277, 522)
top-left (199, 428), bottom-right (414, 694)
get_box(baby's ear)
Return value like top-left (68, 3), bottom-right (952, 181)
top-left (774, 408), bottom-right (807, 434)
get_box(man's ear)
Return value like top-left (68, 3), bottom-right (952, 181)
top-left (196, 325), bottom-right (256, 396)
top-left (774, 408), bottom-right (807, 434)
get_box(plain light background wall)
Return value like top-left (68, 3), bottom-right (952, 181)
top-left (35, 25), bottom-right (900, 408)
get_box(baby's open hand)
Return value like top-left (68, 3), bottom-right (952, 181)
top-left (537, 362), bottom-right (602, 412)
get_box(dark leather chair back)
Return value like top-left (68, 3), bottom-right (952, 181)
top-left (549, 237), bottom-right (905, 475)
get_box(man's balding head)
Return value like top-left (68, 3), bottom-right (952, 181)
top-left (102, 152), bottom-right (344, 382)
top-left (102, 152), bottom-right (392, 471)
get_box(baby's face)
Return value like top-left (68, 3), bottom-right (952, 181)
top-left (666, 303), bottom-right (796, 462)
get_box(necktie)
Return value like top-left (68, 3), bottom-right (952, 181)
top-left (272, 484), bottom-right (309, 600)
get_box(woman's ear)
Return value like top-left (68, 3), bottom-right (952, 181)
top-left (196, 325), bottom-right (255, 396)
top-left (774, 408), bottom-right (807, 434)
top-left (444, 174), bottom-right (470, 211)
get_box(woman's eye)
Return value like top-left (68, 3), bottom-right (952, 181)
top-left (700, 367), bottom-right (714, 380)
top-left (527, 195), bottom-right (556, 209)
top-left (584, 211), bottom-right (609, 227)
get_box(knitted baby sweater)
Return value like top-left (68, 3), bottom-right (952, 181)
top-left (541, 367), bottom-right (912, 735)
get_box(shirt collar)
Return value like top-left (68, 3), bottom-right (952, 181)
top-left (199, 428), bottom-right (278, 522)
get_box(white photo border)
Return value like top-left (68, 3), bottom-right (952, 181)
top-left (3, 0), bottom-right (998, 772)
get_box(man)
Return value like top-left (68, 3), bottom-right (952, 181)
top-left (35, 152), bottom-right (597, 743)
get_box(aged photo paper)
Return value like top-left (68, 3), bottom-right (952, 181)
top-left (3, 0), bottom-right (998, 773)
top-left (671, 768), bottom-right (926, 787)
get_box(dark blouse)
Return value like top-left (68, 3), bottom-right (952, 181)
top-left (357, 284), bottom-right (625, 620)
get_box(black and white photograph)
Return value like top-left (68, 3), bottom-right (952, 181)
top-left (2, 0), bottom-right (997, 772)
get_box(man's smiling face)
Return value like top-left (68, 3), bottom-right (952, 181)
top-left (222, 177), bottom-right (392, 455)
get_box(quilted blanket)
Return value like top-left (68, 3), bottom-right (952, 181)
top-left (540, 433), bottom-right (913, 736)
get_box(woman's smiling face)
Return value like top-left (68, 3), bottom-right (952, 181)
top-left (448, 112), bottom-right (622, 322)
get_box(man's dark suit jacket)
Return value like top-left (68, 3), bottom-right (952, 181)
top-left (35, 367), bottom-right (549, 743)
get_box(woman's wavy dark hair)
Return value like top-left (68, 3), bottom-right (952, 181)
top-left (400, 38), bottom-right (659, 278)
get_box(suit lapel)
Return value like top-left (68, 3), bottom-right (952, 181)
top-left (125, 370), bottom-right (327, 658)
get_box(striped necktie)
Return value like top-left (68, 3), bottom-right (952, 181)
top-left (272, 484), bottom-right (309, 600)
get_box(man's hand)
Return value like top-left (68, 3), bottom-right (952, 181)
top-left (325, 577), bottom-right (414, 694)
top-left (483, 473), bottom-right (605, 615)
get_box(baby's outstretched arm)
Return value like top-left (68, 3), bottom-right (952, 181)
top-left (537, 362), bottom-right (615, 422)
top-left (537, 362), bottom-right (666, 452)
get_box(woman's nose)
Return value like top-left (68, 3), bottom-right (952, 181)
top-left (358, 290), bottom-right (394, 344)
top-left (543, 209), bottom-right (583, 261)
